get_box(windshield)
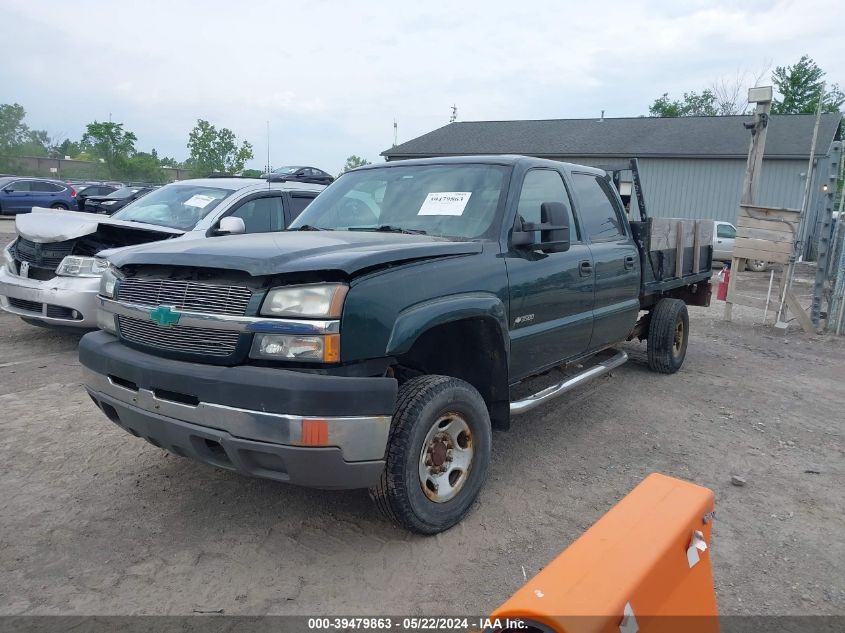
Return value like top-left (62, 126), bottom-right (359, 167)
top-left (108, 187), bottom-right (142, 199)
top-left (110, 184), bottom-right (235, 230)
top-left (289, 164), bottom-right (508, 239)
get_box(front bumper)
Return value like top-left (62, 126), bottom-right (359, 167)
top-left (0, 265), bottom-right (100, 327)
top-left (80, 331), bottom-right (398, 489)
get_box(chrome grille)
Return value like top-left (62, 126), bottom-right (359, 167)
top-left (117, 278), bottom-right (252, 316)
top-left (117, 315), bottom-right (240, 356)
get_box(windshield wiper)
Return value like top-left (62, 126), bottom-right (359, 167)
top-left (348, 225), bottom-right (427, 235)
top-left (292, 224), bottom-right (325, 231)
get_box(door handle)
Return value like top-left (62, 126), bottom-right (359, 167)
top-left (579, 260), bottom-right (593, 276)
top-left (624, 255), bottom-right (635, 270)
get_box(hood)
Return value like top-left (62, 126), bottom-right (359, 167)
top-left (15, 207), bottom-right (184, 243)
top-left (107, 230), bottom-right (484, 276)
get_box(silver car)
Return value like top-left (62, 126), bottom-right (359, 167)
top-left (712, 220), bottom-right (767, 272)
top-left (0, 178), bottom-right (324, 328)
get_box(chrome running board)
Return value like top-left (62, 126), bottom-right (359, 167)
top-left (510, 350), bottom-right (628, 415)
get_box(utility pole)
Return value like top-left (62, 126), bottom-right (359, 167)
top-left (450, 104), bottom-right (458, 123)
top-left (393, 119), bottom-right (398, 147)
top-left (724, 86), bottom-right (773, 321)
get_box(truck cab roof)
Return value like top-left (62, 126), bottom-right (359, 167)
top-left (368, 154), bottom-right (606, 177)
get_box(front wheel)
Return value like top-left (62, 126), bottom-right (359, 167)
top-left (746, 259), bottom-right (768, 272)
top-left (370, 375), bottom-right (492, 534)
top-left (647, 299), bottom-right (689, 374)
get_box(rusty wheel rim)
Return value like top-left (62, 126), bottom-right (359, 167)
top-left (418, 412), bottom-right (474, 503)
top-left (673, 318), bottom-right (685, 358)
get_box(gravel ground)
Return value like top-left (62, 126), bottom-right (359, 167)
top-left (0, 218), bottom-right (843, 616)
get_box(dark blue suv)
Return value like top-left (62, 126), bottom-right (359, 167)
top-left (0, 177), bottom-right (78, 214)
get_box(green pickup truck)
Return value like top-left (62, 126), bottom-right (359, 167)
top-left (80, 156), bottom-right (712, 533)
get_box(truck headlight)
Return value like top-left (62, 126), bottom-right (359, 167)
top-left (99, 265), bottom-right (119, 298)
top-left (250, 333), bottom-right (340, 363)
top-left (3, 242), bottom-right (15, 274)
top-left (260, 283), bottom-right (348, 318)
top-left (57, 256), bottom-right (109, 278)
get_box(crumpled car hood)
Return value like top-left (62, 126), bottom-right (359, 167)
top-left (14, 207), bottom-right (184, 243)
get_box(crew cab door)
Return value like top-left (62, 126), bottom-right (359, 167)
top-left (504, 168), bottom-right (594, 381)
top-left (569, 172), bottom-right (640, 351)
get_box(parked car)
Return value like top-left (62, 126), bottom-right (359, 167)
top-left (713, 220), bottom-right (767, 272)
top-left (83, 186), bottom-right (155, 214)
top-left (0, 178), bottom-right (324, 328)
top-left (263, 165), bottom-right (335, 186)
top-left (0, 177), bottom-right (78, 214)
top-left (75, 183), bottom-right (120, 212)
top-left (80, 155), bottom-right (714, 533)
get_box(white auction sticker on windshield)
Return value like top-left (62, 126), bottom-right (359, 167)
top-left (185, 194), bottom-right (216, 208)
top-left (418, 192), bottom-right (471, 216)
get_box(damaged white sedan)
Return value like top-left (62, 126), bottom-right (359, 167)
top-left (0, 177), bottom-right (324, 328)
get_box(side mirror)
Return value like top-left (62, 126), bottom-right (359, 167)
top-left (215, 216), bottom-right (246, 235)
top-left (512, 201), bottom-right (570, 253)
top-left (3, 187), bottom-right (14, 193)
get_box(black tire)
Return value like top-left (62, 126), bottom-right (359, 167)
top-left (746, 259), bottom-right (767, 272)
top-left (51, 203), bottom-right (68, 210)
top-left (647, 298), bottom-right (689, 374)
top-left (370, 375), bottom-right (492, 534)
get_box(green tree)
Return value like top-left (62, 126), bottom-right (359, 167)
top-left (0, 103), bottom-right (30, 155)
top-left (771, 55), bottom-right (844, 114)
top-left (15, 129), bottom-right (51, 157)
top-left (49, 138), bottom-right (82, 159)
top-left (186, 119), bottom-right (253, 176)
top-left (241, 169), bottom-right (264, 178)
top-left (125, 152), bottom-right (166, 183)
top-left (648, 90), bottom-right (719, 117)
top-left (339, 155), bottom-right (371, 175)
top-left (81, 121), bottom-right (138, 177)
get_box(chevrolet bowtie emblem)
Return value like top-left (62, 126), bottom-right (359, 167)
top-left (149, 305), bottom-right (181, 327)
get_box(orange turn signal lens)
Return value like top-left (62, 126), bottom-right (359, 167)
top-left (301, 419), bottom-right (329, 446)
top-left (323, 334), bottom-right (341, 363)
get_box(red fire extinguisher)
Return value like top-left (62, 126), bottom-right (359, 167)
top-left (716, 264), bottom-right (730, 301)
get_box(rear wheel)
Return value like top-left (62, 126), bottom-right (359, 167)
top-left (51, 203), bottom-right (68, 210)
top-left (746, 259), bottom-right (768, 272)
top-left (370, 375), bottom-right (492, 534)
top-left (647, 299), bottom-right (689, 374)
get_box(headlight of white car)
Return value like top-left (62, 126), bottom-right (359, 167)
top-left (260, 283), bottom-right (348, 318)
top-left (56, 256), bottom-right (109, 278)
top-left (99, 265), bottom-right (119, 298)
top-left (2, 242), bottom-right (15, 274)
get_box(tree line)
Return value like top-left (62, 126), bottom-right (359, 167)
top-left (0, 108), bottom-right (255, 183)
top-left (648, 55), bottom-right (843, 117)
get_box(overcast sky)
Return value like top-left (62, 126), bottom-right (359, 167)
top-left (3, 0), bottom-right (843, 174)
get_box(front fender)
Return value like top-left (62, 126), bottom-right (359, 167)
top-left (385, 292), bottom-right (508, 357)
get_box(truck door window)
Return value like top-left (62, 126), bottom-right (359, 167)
top-left (516, 170), bottom-right (579, 240)
top-left (229, 196), bottom-right (285, 233)
top-left (571, 173), bottom-right (626, 241)
top-left (717, 224), bottom-right (736, 239)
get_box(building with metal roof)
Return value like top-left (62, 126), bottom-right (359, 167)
top-left (382, 114), bottom-right (842, 254)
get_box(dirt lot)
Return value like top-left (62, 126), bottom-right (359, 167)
top-left (0, 217), bottom-right (843, 617)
